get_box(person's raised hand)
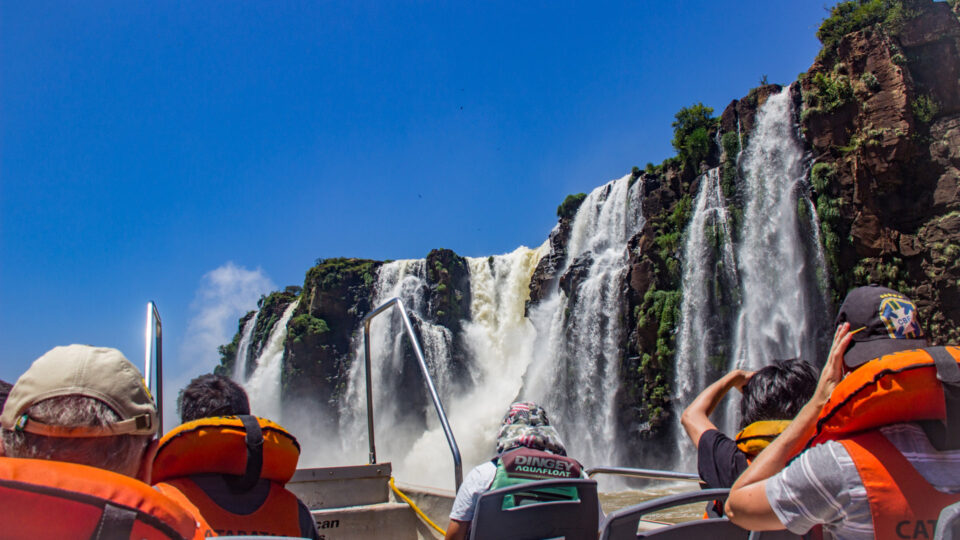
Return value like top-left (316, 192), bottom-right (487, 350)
top-left (732, 369), bottom-right (755, 393)
top-left (815, 322), bottom-right (853, 404)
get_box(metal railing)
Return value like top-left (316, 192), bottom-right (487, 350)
top-left (144, 301), bottom-right (163, 435)
top-left (586, 466), bottom-right (700, 483)
top-left (362, 297), bottom-right (463, 491)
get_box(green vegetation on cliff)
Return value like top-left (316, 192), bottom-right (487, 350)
top-left (557, 193), bottom-right (587, 219)
top-left (289, 313), bottom-right (330, 343)
top-left (308, 258), bottom-right (377, 290)
top-left (671, 103), bottom-right (719, 173)
top-left (817, 0), bottom-right (918, 52)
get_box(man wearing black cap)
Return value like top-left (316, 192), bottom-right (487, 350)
top-left (725, 285), bottom-right (960, 540)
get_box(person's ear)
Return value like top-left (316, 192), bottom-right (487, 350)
top-left (137, 438), bottom-right (160, 483)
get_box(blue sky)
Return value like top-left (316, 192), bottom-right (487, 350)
top-left (0, 1), bottom-right (827, 405)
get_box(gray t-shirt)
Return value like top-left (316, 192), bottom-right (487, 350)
top-left (449, 461), bottom-right (497, 522)
top-left (766, 423), bottom-right (960, 540)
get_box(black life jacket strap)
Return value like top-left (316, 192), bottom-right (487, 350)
top-left (225, 414), bottom-right (264, 492)
top-left (91, 502), bottom-right (137, 540)
top-left (920, 347), bottom-right (960, 451)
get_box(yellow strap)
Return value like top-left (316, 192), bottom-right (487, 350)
top-left (735, 420), bottom-right (792, 456)
top-left (389, 476), bottom-right (446, 536)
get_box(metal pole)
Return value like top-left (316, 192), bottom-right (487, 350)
top-left (144, 302), bottom-right (164, 436)
top-left (395, 301), bottom-right (463, 491)
top-left (361, 297), bottom-right (464, 492)
top-left (364, 318), bottom-right (377, 464)
top-left (152, 303), bottom-right (163, 436)
top-left (144, 303), bottom-right (154, 389)
top-left (585, 466), bottom-right (700, 483)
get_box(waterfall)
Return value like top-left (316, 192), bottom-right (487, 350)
top-left (232, 313), bottom-right (258, 383)
top-left (337, 259), bottom-right (455, 471)
top-left (731, 88), bottom-right (828, 374)
top-left (673, 168), bottom-right (739, 469)
top-left (670, 88), bottom-right (829, 470)
top-left (245, 301), bottom-right (299, 421)
top-left (526, 173), bottom-right (645, 471)
top-left (397, 246), bottom-right (546, 485)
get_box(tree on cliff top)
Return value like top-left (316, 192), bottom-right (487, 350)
top-left (671, 103), bottom-right (717, 172)
top-left (817, 0), bottom-right (919, 51)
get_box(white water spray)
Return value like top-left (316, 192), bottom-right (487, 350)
top-left (232, 313), bottom-right (258, 383)
top-left (399, 246), bottom-right (546, 486)
top-left (526, 174), bottom-right (645, 471)
top-left (673, 168), bottom-right (738, 469)
top-left (337, 260), bottom-right (455, 472)
top-left (731, 88), bottom-right (827, 372)
top-left (245, 301), bottom-right (299, 421)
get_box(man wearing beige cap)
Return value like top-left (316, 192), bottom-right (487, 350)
top-left (0, 344), bottom-right (158, 479)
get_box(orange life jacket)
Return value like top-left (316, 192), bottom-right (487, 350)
top-left (0, 456), bottom-right (211, 540)
top-left (798, 346), bottom-right (960, 540)
top-left (152, 415), bottom-right (304, 537)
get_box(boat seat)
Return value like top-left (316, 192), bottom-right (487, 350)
top-left (600, 488), bottom-right (802, 540)
top-left (468, 478), bottom-right (600, 540)
top-left (937, 501), bottom-right (960, 540)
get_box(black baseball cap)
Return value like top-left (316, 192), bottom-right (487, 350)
top-left (835, 285), bottom-right (928, 369)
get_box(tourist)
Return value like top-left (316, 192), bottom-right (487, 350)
top-left (0, 345), bottom-right (211, 538)
top-left (153, 374), bottom-right (319, 539)
top-left (444, 401), bottom-right (595, 540)
top-left (726, 286), bottom-right (960, 539)
top-left (0, 345), bottom-right (158, 478)
top-left (681, 359), bottom-right (816, 495)
top-left (177, 372), bottom-right (250, 422)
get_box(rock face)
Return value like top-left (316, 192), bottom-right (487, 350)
top-left (424, 248), bottom-right (472, 382)
top-left (527, 214), bottom-right (575, 313)
top-left (424, 249), bottom-right (471, 331)
top-left (800, 0), bottom-right (960, 344)
top-left (282, 258), bottom-right (381, 420)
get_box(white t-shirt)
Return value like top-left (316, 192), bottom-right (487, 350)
top-left (449, 461), bottom-right (496, 522)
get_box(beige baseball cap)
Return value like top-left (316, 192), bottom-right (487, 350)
top-left (0, 345), bottom-right (157, 437)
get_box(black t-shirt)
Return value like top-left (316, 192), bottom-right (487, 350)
top-left (697, 429), bottom-right (749, 489)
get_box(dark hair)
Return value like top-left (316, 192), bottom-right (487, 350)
top-left (177, 374), bottom-right (250, 423)
top-left (739, 359), bottom-right (817, 429)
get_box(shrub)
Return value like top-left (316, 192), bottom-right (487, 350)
top-left (860, 71), bottom-right (880, 92)
top-left (671, 103), bottom-right (718, 172)
top-left (720, 131), bottom-right (740, 198)
top-left (289, 314), bottom-right (330, 344)
top-left (817, 0), bottom-right (916, 52)
top-left (721, 131), bottom-right (740, 158)
top-left (810, 162), bottom-right (836, 192)
top-left (557, 193), bottom-right (587, 219)
top-left (912, 94), bottom-right (940, 124)
top-left (806, 72), bottom-right (854, 113)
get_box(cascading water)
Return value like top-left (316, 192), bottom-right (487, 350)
top-left (397, 246), bottom-right (546, 485)
top-left (673, 167), bottom-right (739, 469)
top-left (731, 88), bottom-right (829, 373)
top-left (337, 259), bottom-right (455, 471)
top-left (526, 173), bottom-right (645, 471)
top-left (671, 88), bottom-right (830, 470)
top-left (241, 88), bottom-right (830, 489)
top-left (231, 312), bottom-right (258, 383)
top-left (245, 301), bottom-right (299, 420)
